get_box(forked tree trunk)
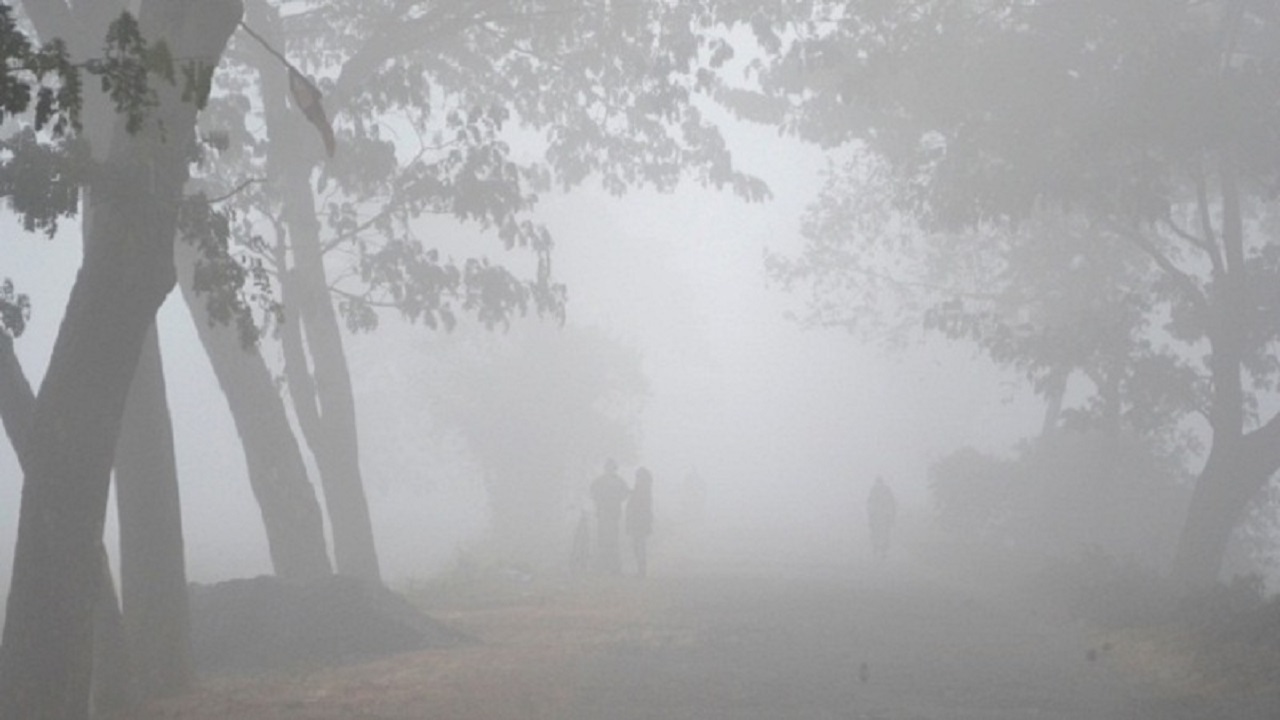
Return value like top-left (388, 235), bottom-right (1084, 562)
top-left (1, 336), bottom-right (134, 715)
top-left (175, 240), bottom-right (332, 579)
top-left (1168, 161), bottom-right (1280, 587)
top-left (276, 229), bottom-right (382, 584)
top-left (114, 325), bottom-right (192, 700)
top-left (251, 6), bottom-right (382, 584)
top-left (0, 3), bottom-right (242, 717)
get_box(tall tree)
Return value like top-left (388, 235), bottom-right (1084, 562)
top-left (0, 2), bottom-right (242, 717)
top-left (175, 220), bottom-right (333, 580)
top-left (734, 1), bottom-right (1280, 585)
top-left (0, 291), bottom-right (133, 716)
top-left (10, 0), bottom-right (211, 707)
top-left (112, 326), bottom-right (191, 701)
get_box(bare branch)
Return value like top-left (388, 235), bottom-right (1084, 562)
top-left (1193, 164), bottom-right (1225, 277)
top-left (208, 177), bottom-right (264, 205)
top-left (1103, 218), bottom-right (1209, 312)
top-left (1161, 213), bottom-right (1225, 278)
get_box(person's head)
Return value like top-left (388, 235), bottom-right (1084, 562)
top-left (605, 458), bottom-right (618, 474)
top-left (635, 467), bottom-right (652, 488)
top-left (874, 475), bottom-right (885, 486)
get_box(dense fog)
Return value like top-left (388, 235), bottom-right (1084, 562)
top-left (0, 120), bottom-right (1044, 587)
top-left (4, 3), bottom-right (1280, 717)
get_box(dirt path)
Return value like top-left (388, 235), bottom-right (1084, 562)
top-left (562, 566), bottom-right (1137, 720)
top-left (142, 563), bottom-right (1160, 719)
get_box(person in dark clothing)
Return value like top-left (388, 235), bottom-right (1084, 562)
top-left (591, 459), bottom-right (629, 574)
top-left (867, 475), bottom-right (897, 561)
top-left (626, 467), bottom-right (655, 577)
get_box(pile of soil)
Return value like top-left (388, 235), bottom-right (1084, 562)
top-left (189, 574), bottom-right (471, 674)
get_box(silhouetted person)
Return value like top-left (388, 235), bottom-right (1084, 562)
top-left (591, 459), bottom-right (629, 574)
top-left (627, 467), bottom-right (655, 577)
top-left (867, 475), bottom-right (897, 560)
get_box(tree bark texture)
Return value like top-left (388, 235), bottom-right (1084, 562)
top-left (253, 6), bottom-right (382, 584)
top-left (113, 325), bottom-right (192, 700)
top-left (175, 240), bottom-right (333, 580)
top-left (0, 2), bottom-right (242, 717)
top-left (275, 220), bottom-right (382, 584)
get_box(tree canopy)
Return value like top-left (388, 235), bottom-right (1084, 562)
top-left (189, 0), bottom-right (773, 340)
top-left (730, 1), bottom-right (1280, 583)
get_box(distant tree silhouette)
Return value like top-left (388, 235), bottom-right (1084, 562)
top-left (726, 1), bottom-right (1280, 586)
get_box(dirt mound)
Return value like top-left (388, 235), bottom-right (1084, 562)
top-left (189, 574), bottom-right (471, 674)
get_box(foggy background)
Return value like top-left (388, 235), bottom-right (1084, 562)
top-left (0, 112), bottom-right (1042, 589)
top-left (9, 5), bottom-right (1280, 719)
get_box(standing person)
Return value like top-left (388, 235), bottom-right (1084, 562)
top-left (867, 475), bottom-right (898, 561)
top-left (591, 459), bottom-right (630, 574)
top-left (627, 467), bottom-right (655, 578)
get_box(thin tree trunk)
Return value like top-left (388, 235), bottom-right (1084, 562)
top-left (175, 240), bottom-right (332, 580)
top-left (0, 334), bottom-right (34, 451)
top-left (252, 5), bottom-right (381, 584)
top-left (114, 325), bottom-right (191, 700)
top-left (0, 253), bottom-right (167, 718)
top-left (276, 249), bottom-right (381, 584)
top-left (0, 3), bottom-right (241, 717)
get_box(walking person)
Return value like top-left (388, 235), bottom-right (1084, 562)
top-left (627, 467), bottom-right (655, 577)
top-left (591, 459), bottom-right (629, 574)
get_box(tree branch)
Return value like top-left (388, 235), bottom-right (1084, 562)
top-left (1193, 163), bottom-right (1225, 277)
top-left (207, 177), bottom-right (264, 205)
top-left (1219, 153), bottom-right (1245, 276)
top-left (327, 2), bottom-right (487, 116)
top-left (326, 1), bottom-right (650, 116)
top-left (0, 332), bottom-right (35, 463)
top-left (1162, 215), bottom-right (1216, 259)
top-left (1104, 218), bottom-right (1209, 313)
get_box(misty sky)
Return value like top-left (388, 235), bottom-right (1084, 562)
top-left (0, 112), bottom-right (1045, 586)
